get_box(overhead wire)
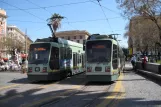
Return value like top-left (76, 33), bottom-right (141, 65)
top-left (90, 0), bottom-right (120, 15)
top-left (25, 0), bottom-right (52, 15)
top-left (0, 0), bottom-right (45, 21)
top-left (8, 17), bottom-right (121, 24)
top-left (2, 0), bottom-right (124, 33)
top-left (96, 0), bottom-right (113, 33)
top-left (8, 20), bottom-right (45, 23)
top-left (64, 17), bottom-right (78, 30)
top-left (4, 0), bottom-right (93, 10)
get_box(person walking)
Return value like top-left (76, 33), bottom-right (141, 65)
top-left (142, 55), bottom-right (148, 70)
top-left (21, 58), bottom-right (27, 73)
top-left (131, 54), bottom-right (136, 70)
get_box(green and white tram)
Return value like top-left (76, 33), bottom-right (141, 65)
top-left (84, 34), bottom-right (125, 82)
top-left (27, 37), bottom-right (85, 81)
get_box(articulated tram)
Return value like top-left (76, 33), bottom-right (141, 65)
top-left (27, 37), bottom-right (85, 81)
top-left (84, 34), bottom-right (125, 82)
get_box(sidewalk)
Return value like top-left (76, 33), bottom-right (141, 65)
top-left (119, 68), bottom-right (161, 107)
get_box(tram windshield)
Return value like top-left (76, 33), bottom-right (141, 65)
top-left (28, 43), bottom-right (50, 64)
top-left (86, 40), bottom-right (112, 63)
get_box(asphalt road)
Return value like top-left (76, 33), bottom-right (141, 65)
top-left (0, 63), bottom-right (161, 107)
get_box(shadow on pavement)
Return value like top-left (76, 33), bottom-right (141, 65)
top-left (8, 78), bottom-right (29, 84)
top-left (8, 72), bottom-right (86, 85)
top-left (8, 78), bottom-right (59, 85)
top-left (0, 85), bottom-right (161, 107)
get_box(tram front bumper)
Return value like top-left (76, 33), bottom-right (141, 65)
top-left (27, 72), bottom-right (61, 81)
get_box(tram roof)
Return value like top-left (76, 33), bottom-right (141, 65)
top-left (34, 37), bottom-right (83, 47)
top-left (58, 38), bottom-right (83, 47)
top-left (87, 34), bottom-right (118, 41)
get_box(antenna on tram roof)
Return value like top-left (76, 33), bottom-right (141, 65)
top-left (108, 34), bottom-right (120, 40)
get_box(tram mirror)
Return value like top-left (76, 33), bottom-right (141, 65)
top-left (83, 46), bottom-right (85, 51)
top-left (83, 40), bottom-right (86, 51)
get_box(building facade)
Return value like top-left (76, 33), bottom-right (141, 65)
top-left (7, 25), bottom-right (33, 53)
top-left (0, 9), bottom-right (7, 37)
top-left (0, 8), bottom-right (33, 58)
top-left (128, 16), bottom-right (161, 56)
top-left (0, 9), bottom-right (7, 57)
top-left (56, 30), bottom-right (90, 44)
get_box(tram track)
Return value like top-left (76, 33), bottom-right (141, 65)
top-left (0, 81), bottom-right (58, 102)
top-left (83, 83), bottom-right (112, 107)
top-left (0, 73), bottom-right (86, 104)
top-left (38, 74), bottom-right (124, 107)
top-left (0, 76), bottom-right (68, 103)
top-left (39, 82), bottom-right (113, 107)
top-left (39, 82), bottom-right (88, 107)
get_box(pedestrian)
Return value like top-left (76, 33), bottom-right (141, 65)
top-left (131, 54), bottom-right (136, 70)
top-left (145, 55), bottom-right (148, 62)
top-left (21, 58), bottom-right (28, 73)
top-left (142, 55), bottom-right (148, 70)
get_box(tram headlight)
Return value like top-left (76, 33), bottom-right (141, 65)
top-left (28, 67), bottom-right (32, 72)
top-left (43, 67), bottom-right (47, 72)
top-left (105, 66), bottom-right (110, 72)
top-left (87, 67), bottom-right (92, 72)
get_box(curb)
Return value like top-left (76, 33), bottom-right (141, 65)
top-left (137, 69), bottom-right (161, 81)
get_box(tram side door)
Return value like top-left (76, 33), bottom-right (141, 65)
top-left (49, 47), bottom-right (60, 70)
top-left (112, 44), bottom-right (118, 71)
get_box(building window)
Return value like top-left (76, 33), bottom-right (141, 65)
top-left (74, 36), bottom-right (76, 39)
top-left (80, 35), bottom-right (82, 39)
top-left (68, 36), bottom-right (70, 40)
top-left (77, 40), bottom-right (79, 43)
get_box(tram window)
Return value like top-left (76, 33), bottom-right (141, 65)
top-left (49, 47), bottom-right (59, 70)
top-left (60, 47), bottom-right (64, 59)
top-left (76, 53), bottom-right (78, 66)
top-left (82, 54), bottom-right (84, 67)
top-left (69, 49), bottom-right (72, 59)
top-left (67, 48), bottom-right (72, 59)
top-left (66, 48), bottom-right (69, 59)
top-left (113, 44), bottom-right (118, 69)
top-left (113, 44), bottom-right (117, 59)
top-left (77, 54), bottom-right (79, 64)
top-left (73, 53), bottom-right (77, 67)
top-left (113, 45), bottom-right (117, 50)
top-left (77, 54), bottom-right (81, 64)
top-left (64, 48), bottom-right (67, 59)
top-left (80, 54), bottom-right (81, 64)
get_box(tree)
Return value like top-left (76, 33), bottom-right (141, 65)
top-left (47, 13), bottom-right (65, 38)
top-left (0, 36), bottom-right (25, 55)
top-left (129, 17), bottom-right (160, 54)
top-left (116, 0), bottom-right (161, 46)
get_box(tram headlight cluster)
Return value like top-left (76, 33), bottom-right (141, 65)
top-left (43, 67), bottom-right (47, 72)
top-left (28, 67), bottom-right (32, 72)
top-left (87, 67), bottom-right (92, 72)
top-left (105, 66), bottom-right (110, 72)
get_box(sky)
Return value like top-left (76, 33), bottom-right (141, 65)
top-left (0, 0), bottom-right (129, 48)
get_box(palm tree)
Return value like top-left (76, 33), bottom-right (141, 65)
top-left (47, 13), bottom-right (65, 38)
